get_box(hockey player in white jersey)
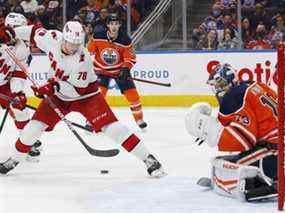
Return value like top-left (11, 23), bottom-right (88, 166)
top-left (0, 21), bottom-right (166, 178)
top-left (0, 12), bottom-right (41, 160)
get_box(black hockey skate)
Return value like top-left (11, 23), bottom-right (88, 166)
top-left (26, 140), bottom-right (42, 162)
top-left (136, 120), bottom-right (147, 130)
top-left (143, 154), bottom-right (167, 178)
top-left (244, 176), bottom-right (277, 202)
top-left (0, 158), bottom-right (19, 174)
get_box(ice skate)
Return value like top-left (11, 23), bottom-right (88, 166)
top-left (0, 157), bottom-right (19, 174)
top-left (136, 119), bottom-right (147, 131)
top-left (144, 154), bottom-right (167, 178)
top-left (26, 140), bottom-right (42, 163)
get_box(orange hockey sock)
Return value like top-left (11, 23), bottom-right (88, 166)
top-left (124, 88), bottom-right (143, 122)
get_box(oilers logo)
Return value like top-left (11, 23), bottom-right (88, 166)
top-left (101, 48), bottom-right (119, 65)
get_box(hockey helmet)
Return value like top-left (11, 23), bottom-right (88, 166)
top-left (62, 21), bottom-right (85, 45)
top-left (207, 63), bottom-right (238, 97)
top-left (5, 12), bottom-right (27, 28)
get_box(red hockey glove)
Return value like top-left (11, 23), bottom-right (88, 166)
top-left (31, 78), bottom-right (59, 98)
top-left (11, 91), bottom-right (27, 110)
top-left (118, 67), bottom-right (130, 81)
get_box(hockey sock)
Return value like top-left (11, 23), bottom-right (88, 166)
top-left (123, 88), bottom-right (143, 122)
top-left (103, 121), bottom-right (149, 161)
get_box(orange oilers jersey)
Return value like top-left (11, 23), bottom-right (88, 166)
top-left (217, 82), bottom-right (278, 152)
top-left (87, 30), bottom-right (136, 74)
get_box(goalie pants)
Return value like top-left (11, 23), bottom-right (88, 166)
top-left (223, 145), bottom-right (277, 181)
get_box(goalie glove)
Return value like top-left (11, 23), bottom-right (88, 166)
top-left (190, 102), bottom-right (212, 115)
top-left (185, 104), bottom-right (223, 147)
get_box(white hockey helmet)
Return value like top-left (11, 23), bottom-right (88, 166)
top-left (62, 21), bottom-right (85, 45)
top-left (5, 12), bottom-right (27, 28)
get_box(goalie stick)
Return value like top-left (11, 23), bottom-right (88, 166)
top-left (3, 49), bottom-right (120, 158)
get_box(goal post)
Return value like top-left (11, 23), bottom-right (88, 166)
top-left (278, 43), bottom-right (285, 211)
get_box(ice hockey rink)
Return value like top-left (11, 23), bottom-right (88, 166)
top-left (0, 107), bottom-right (277, 213)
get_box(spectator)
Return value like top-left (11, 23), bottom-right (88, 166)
top-left (250, 3), bottom-right (271, 31)
top-left (20, 0), bottom-right (38, 13)
top-left (219, 0), bottom-right (236, 11)
top-left (191, 23), bottom-right (207, 49)
top-left (241, 17), bottom-right (254, 46)
top-left (246, 24), bottom-right (272, 49)
top-left (67, 0), bottom-right (87, 21)
top-left (222, 13), bottom-right (237, 32)
top-left (241, 0), bottom-right (255, 17)
top-left (44, 1), bottom-right (62, 29)
top-left (73, 8), bottom-right (88, 25)
top-left (271, 30), bottom-right (284, 48)
top-left (0, 0), bottom-right (9, 8)
top-left (197, 29), bottom-right (219, 50)
top-left (271, 14), bottom-right (285, 35)
top-left (92, 7), bottom-right (108, 34)
top-left (82, 0), bottom-right (100, 24)
top-left (218, 28), bottom-right (239, 50)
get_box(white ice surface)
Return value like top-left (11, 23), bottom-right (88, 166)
top-left (0, 108), bottom-right (277, 213)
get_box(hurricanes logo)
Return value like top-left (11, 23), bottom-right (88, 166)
top-left (101, 48), bottom-right (119, 65)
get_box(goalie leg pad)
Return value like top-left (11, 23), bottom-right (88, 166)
top-left (211, 157), bottom-right (261, 201)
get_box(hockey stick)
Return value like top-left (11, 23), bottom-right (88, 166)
top-left (97, 70), bottom-right (171, 87)
top-left (0, 108), bottom-right (9, 134)
top-left (0, 92), bottom-right (95, 133)
top-left (4, 48), bottom-right (119, 157)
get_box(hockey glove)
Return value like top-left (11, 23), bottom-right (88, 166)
top-left (118, 67), bottom-right (130, 81)
top-left (31, 78), bottom-right (59, 98)
top-left (11, 91), bottom-right (27, 110)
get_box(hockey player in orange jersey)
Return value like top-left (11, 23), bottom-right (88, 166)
top-left (87, 13), bottom-right (147, 130)
top-left (185, 63), bottom-right (278, 202)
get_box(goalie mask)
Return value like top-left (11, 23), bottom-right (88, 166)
top-left (207, 63), bottom-right (238, 98)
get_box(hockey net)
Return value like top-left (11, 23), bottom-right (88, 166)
top-left (278, 44), bottom-right (285, 211)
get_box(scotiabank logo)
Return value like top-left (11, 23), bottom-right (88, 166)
top-left (207, 60), bottom-right (277, 85)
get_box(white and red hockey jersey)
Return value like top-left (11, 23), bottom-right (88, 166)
top-left (0, 40), bottom-right (29, 93)
top-left (15, 25), bottom-right (98, 101)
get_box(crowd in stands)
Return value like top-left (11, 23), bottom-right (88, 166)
top-left (0, 0), bottom-right (158, 51)
top-left (191, 0), bottom-right (285, 50)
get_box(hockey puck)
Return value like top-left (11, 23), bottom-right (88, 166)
top-left (100, 170), bottom-right (109, 174)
